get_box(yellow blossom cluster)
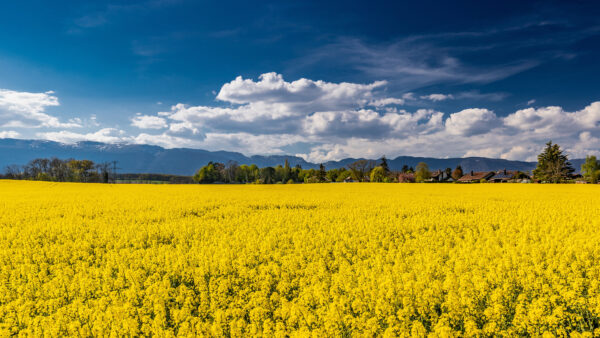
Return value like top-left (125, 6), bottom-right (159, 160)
top-left (0, 181), bottom-right (599, 336)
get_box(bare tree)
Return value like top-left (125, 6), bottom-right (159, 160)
top-left (347, 160), bottom-right (375, 182)
top-left (4, 165), bottom-right (22, 179)
top-left (224, 161), bottom-right (239, 183)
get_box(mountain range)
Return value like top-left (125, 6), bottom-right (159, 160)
top-left (0, 138), bottom-right (585, 175)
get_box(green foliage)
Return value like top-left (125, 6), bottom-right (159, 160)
top-left (193, 162), bottom-right (222, 183)
top-left (370, 166), bottom-right (386, 182)
top-left (415, 162), bottom-right (431, 183)
top-left (335, 170), bottom-right (352, 182)
top-left (259, 167), bottom-right (276, 184)
top-left (533, 141), bottom-right (574, 183)
top-left (581, 155), bottom-right (600, 183)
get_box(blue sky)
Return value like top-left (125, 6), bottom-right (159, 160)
top-left (0, 0), bottom-right (599, 161)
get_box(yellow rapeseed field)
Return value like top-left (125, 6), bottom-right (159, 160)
top-left (0, 180), bottom-right (599, 336)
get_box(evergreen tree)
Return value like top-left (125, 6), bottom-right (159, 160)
top-left (317, 163), bottom-right (327, 182)
top-left (533, 141), bottom-right (574, 183)
top-left (380, 156), bottom-right (390, 175)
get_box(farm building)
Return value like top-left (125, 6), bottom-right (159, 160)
top-left (429, 170), bottom-right (452, 182)
top-left (490, 169), bottom-right (518, 183)
top-left (457, 171), bottom-right (495, 183)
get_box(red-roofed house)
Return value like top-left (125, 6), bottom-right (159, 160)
top-left (457, 170), bottom-right (495, 183)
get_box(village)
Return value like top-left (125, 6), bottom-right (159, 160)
top-left (395, 169), bottom-right (532, 183)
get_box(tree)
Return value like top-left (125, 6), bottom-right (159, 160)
top-left (347, 160), bottom-right (375, 182)
top-left (282, 159), bottom-right (291, 182)
top-left (415, 162), bottom-right (431, 182)
top-left (224, 161), bottom-right (239, 183)
top-left (96, 162), bottom-right (113, 183)
top-left (4, 165), bottom-right (22, 179)
top-left (533, 141), bottom-right (574, 183)
top-left (379, 156), bottom-right (390, 176)
top-left (452, 165), bottom-right (463, 181)
top-left (193, 162), bottom-right (222, 183)
top-left (336, 169), bottom-right (352, 182)
top-left (513, 171), bottom-right (530, 180)
top-left (317, 164), bottom-right (327, 182)
top-left (50, 158), bottom-right (70, 182)
top-left (401, 165), bottom-right (409, 173)
top-left (68, 160), bottom-right (96, 182)
top-left (581, 155), bottom-right (600, 183)
top-left (259, 167), bottom-right (276, 184)
top-left (370, 166), bottom-right (386, 182)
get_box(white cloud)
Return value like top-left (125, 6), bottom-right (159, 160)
top-left (445, 108), bottom-right (498, 136)
top-left (37, 128), bottom-right (126, 144)
top-left (368, 98), bottom-right (405, 106)
top-left (0, 89), bottom-right (80, 128)
top-left (132, 131), bottom-right (304, 154)
top-left (7, 73), bottom-right (596, 164)
top-left (216, 72), bottom-right (386, 113)
top-left (421, 93), bottom-right (454, 101)
top-left (527, 99), bottom-right (536, 105)
top-left (131, 114), bottom-right (168, 129)
top-left (500, 146), bottom-right (536, 160)
top-left (0, 130), bottom-right (19, 139)
top-left (504, 102), bottom-right (600, 137)
top-left (111, 73), bottom-right (600, 162)
top-left (568, 131), bottom-right (600, 158)
top-left (149, 73), bottom-right (394, 137)
top-left (463, 147), bottom-right (504, 158)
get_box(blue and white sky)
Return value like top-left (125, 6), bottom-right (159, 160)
top-left (0, 0), bottom-right (599, 161)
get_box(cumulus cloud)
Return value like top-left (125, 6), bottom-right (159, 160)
top-left (445, 108), bottom-right (498, 136)
top-left (504, 102), bottom-right (600, 137)
top-left (148, 73), bottom-right (396, 137)
top-left (111, 73), bottom-right (600, 162)
top-left (217, 72), bottom-right (386, 109)
top-left (131, 114), bottom-right (168, 129)
top-left (9, 73), bottom-right (597, 164)
top-left (0, 89), bottom-right (80, 128)
top-left (421, 93), bottom-right (454, 101)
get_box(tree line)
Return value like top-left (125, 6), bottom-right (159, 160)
top-left (192, 141), bottom-right (600, 184)
top-left (192, 157), bottom-right (445, 184)
top-left (2, 158), bottom-right (116, 183)
top-left (2, 141), bottom-right (598, 184)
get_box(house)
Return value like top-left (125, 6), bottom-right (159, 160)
top-left (429, 169), bottom-right (452, 182)
top-left (457, 170), bottom-right (495, 183)
top-left (398, 173), bottom-right (415, 183)
top-left (343, 176), bottom-right (356, 183)
top-left (490, 169), bottom-right (517, 183)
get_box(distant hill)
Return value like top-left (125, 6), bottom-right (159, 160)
top-left (0, 138), bottom-right (585, 175)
